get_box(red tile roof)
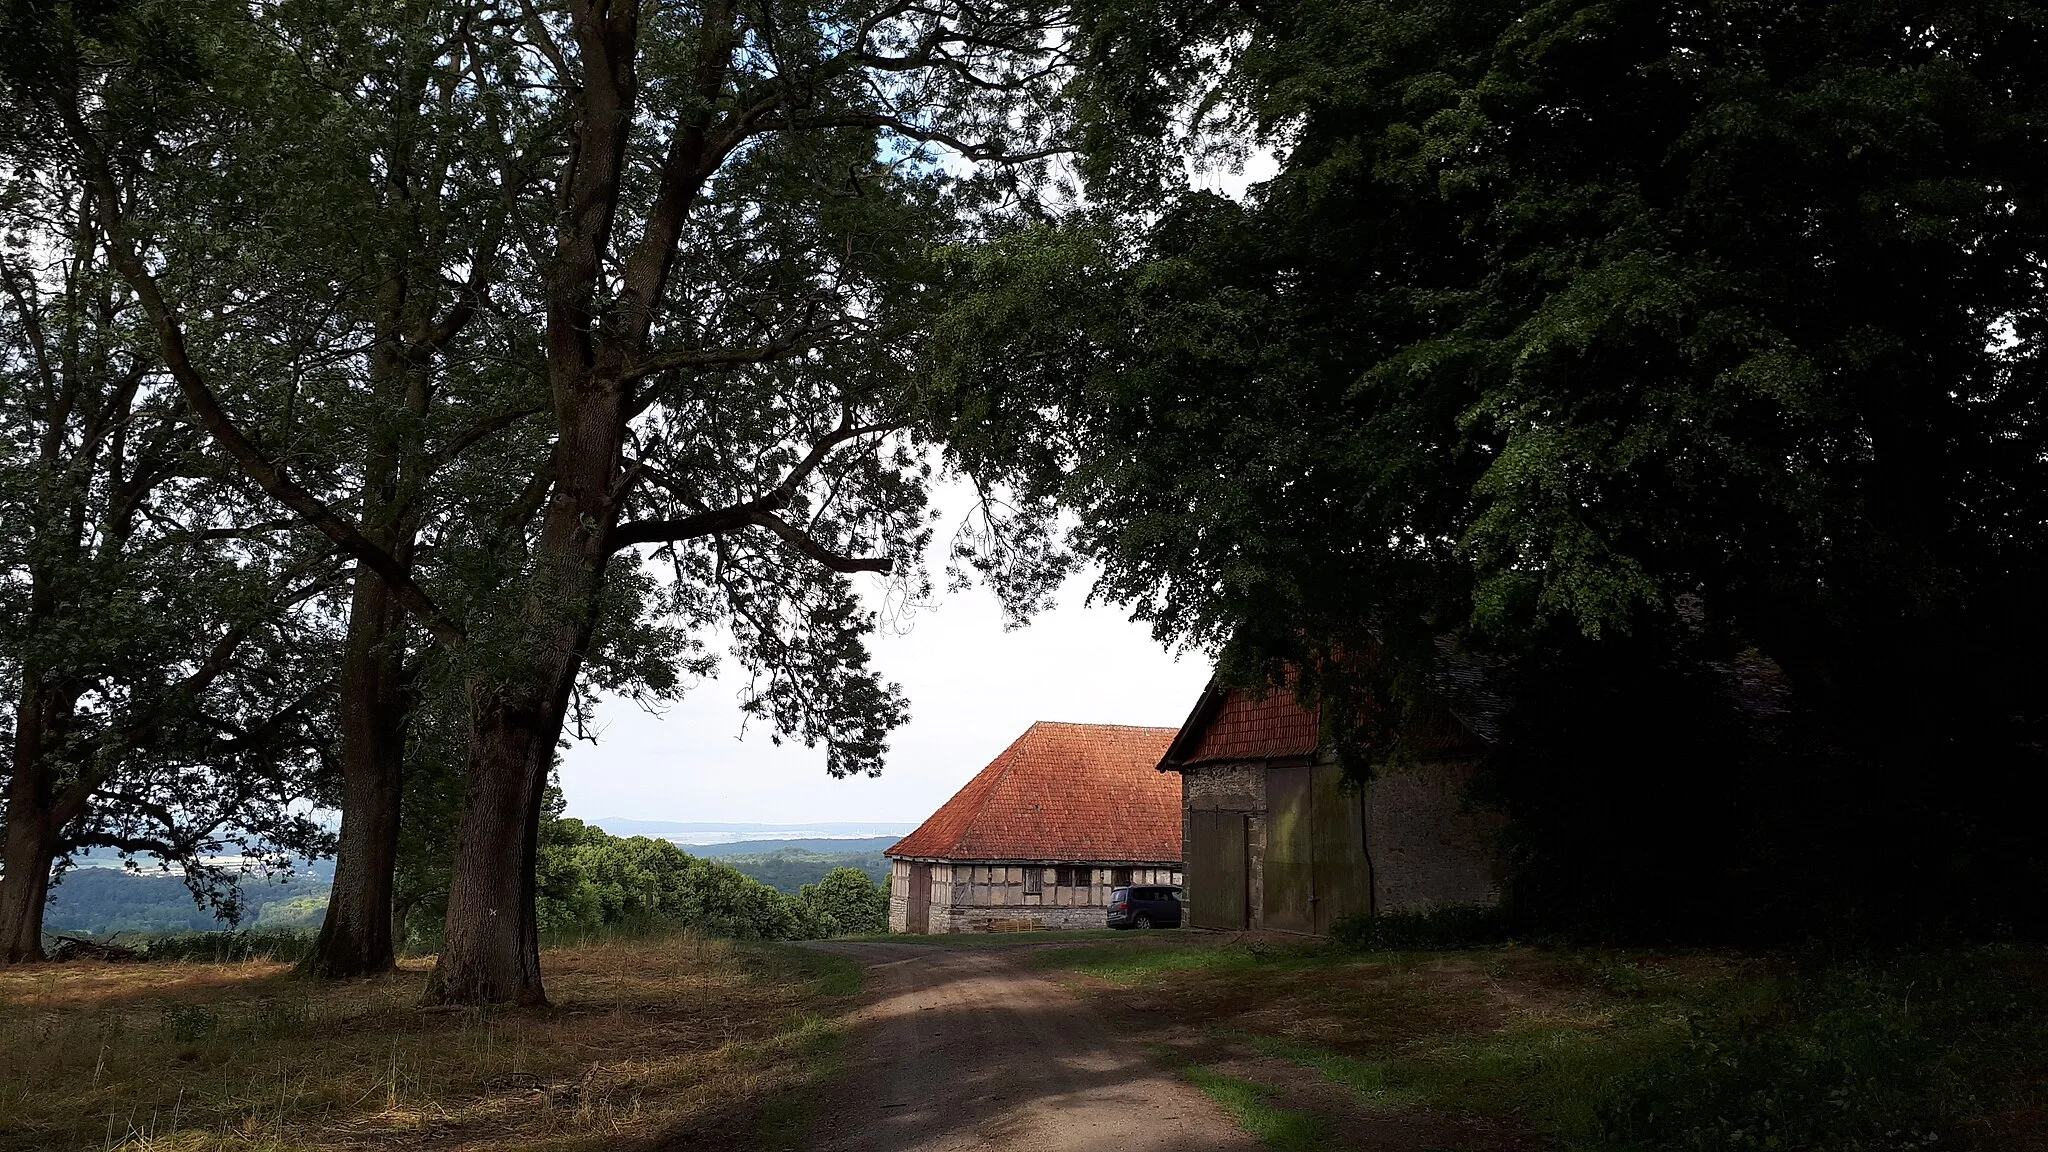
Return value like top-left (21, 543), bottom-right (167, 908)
top-left (1158, 680), bottom-right (1323, 769)
top-left (1184, 687), bottom-right (1322, 764)
top-left (887, 722), bottom-right (1183, 863)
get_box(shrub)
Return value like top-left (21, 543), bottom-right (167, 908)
top-left (798, 868), bottom-right (889, 937)
top-left (1328, 905), bottom-right (1509, 952)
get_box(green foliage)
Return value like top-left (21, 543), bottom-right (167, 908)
top-left (1011, 0), bottom-right (2048, 942)
top-left (1594, 951), bottom-right (2048, 1152)
top-left (535, 818), bottom-right (887, 942)
top-left (42, 867), bottom-right (330, 936)
top-left (795, 868), bottom-right (890, 937)
top-left (1327, 905), bottom-right (1508, 952)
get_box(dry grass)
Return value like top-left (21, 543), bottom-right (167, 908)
top-left (0, 933), bottom-right (858, 1152)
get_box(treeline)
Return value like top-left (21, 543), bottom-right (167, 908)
top-left (531, 820), bottom-right (888, 943)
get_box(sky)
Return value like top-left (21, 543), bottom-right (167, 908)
top-left (557, 498), bottom-right (1216, 827)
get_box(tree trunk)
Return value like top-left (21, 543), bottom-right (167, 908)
top-left (0, 677), bottom-right (59, 966)
top-left (0, 818), bottom-right (55, 965)
top-left (424, 379), bottom-right (627, 1006)
top-left (300, 566), bottom-right (408, 978)
top-left (421, 695), bottom-right (553, 1005)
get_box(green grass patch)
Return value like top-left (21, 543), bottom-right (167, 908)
top-left (1182, 1065), bottom-right (1330, 1152)
top-left (752, 943), bottom-right (867, 997)
top-left (1237, 1031), bottom-right (1410, 1106)
top-left (738, 1011), bottom-right (850, 1150)
top-left (1592, 948), bottom-right (2048, 1151)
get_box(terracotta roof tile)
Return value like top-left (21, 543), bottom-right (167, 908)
top-left (1182, 687), bottom-right (1322, 764)
top-left (887, 722), bottom-right (1182, 863)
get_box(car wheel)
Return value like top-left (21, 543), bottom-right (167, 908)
top-left (1135, 914), bottom-right (1153, 930)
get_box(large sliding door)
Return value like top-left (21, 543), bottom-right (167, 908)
top-left (1187, 809), bottom-right (1248, 929)
top-left (1311, 764), bottom-right (1371, 934)
top-left (1264, 767), bottom-right (1316, 933)
top-left (1264, 764), bottom-right (1371, 935)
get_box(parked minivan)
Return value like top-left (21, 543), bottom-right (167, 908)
top-left (1106, 885), bottom-right (1183, 929)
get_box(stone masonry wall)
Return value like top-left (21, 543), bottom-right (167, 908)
top-left (1364, 758), bottom-right (1505, 912)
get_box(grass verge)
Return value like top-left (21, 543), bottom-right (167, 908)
top-left (1181, 1065), bottom-right (1329, 1152)
top-left (1039, 935), bottom-right (2048, 1151)
top-left (0, 930), bottom-right (863, 1151)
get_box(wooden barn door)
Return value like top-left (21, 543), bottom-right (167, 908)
top-left (1310, 763), bottom-right (1371, 934)
top-left (1187, 810), bottom-right (1248, 929)
top-left (904, 863), bottom-right (932, 933)
top-left (1266, 764), bottom-right (1372, 935)
top-left (1265, 766), bottom-right (1315, 933)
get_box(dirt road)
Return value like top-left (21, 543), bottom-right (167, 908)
top-left (799, 942), bottom-right (1261, 1152)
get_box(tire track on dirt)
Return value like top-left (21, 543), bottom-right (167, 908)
top-left (799, 943), bottom-right (1261, 1152)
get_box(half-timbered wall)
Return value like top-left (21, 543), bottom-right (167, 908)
top-left (887, 859), bottom-right (1183, 933)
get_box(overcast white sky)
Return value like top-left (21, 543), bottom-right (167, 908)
top-left (557, 493), bottom-right (1215, 827)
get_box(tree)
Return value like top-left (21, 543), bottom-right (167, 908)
top-left (0, 172), bottom-right (335, 963)
top-left (4, 0), bottom-right (563, 976)
top-left (31, 0), bottom-right (1078, 1000)
top-left (955, 0), bottom-right (2048, 934)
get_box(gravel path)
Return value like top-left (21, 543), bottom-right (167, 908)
top-left (798, 942), bottom-right (1261, 1152)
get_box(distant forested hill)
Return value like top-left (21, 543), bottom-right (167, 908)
top-left (693, 836), bottom-right (899, 857)
top-left (719, 848), bottom-right (892, 894)
top-left (39, 837), bottom-right (896, 934)
top-left (43, 868), bottom-right (330, 935)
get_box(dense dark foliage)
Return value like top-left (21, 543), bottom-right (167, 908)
top-left (949, 0), bottom-right (2048, 941)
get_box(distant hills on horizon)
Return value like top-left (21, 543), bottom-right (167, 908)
top-left (587, 818), bottom-right (916, 848)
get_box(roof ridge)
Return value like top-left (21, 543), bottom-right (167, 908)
top-left (1026, 719), bottom-right (1181, 732)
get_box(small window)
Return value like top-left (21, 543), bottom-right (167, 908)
top-left (1056, 866), bottom-right (1089, 888)
top-left (1112, 868), bottom-right (1133, 886)
top-left (1023, 867), bottom-right (1043, 895)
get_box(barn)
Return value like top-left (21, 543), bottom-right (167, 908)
top-left (1159, 677), bottom-right (1504, 934)
top-left (886, 722), bottom-right (1184, 934)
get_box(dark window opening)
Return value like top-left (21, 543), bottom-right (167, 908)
top-left (1112, 868), bottom-right (1134, 886)
top-left (1023, 867), bottom-right (1043, 895)
top-left (1056, 866), bottom-right (1090, 888)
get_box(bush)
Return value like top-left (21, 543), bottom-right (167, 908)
top-left (1328, 905), bottom-right (1509, 952)
top-left (797, 868), bottom-right (889, 937)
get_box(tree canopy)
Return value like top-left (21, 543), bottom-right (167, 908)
top-left (936, 0), bottom-right (2048, 936)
